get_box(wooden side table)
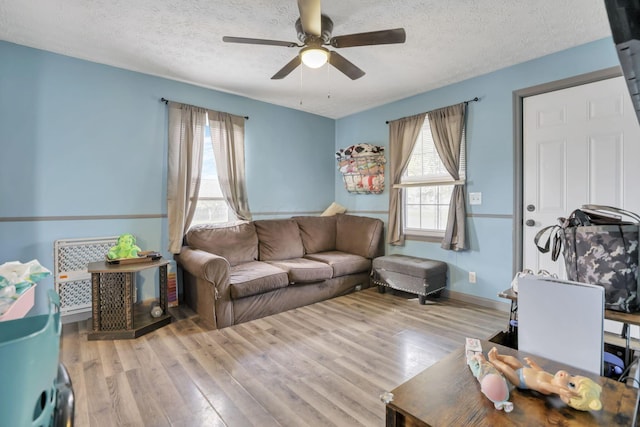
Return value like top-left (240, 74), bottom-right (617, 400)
top-left (87, 258), bottom-right (171, 340)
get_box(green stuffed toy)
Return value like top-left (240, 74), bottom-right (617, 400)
top-left (107, 233), bottom-right (142, 260)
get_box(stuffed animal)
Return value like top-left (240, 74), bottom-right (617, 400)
top-left (107, 234), bottom-right (142, 260)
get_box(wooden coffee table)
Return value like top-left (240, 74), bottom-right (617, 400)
top-left (385, 340), bottom-right (638, 426)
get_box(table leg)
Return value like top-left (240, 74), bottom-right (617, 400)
top-left (91, 272), bottom-right (101, 332)
top-left (125, 272), bottom-right (133, 330)
top-left (159, 264), bottom-right (168, 312)
top-left (509, 300), bottom-right (518, 334)
top-left (385, 406), bottom-right (399, 427)
top-left (626, 326), bottom-right (631, 368)
top-left (621, 323), bottom-right (632, 368)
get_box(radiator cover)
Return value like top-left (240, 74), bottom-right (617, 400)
top-left (54, 237), bottom-right (118, 316)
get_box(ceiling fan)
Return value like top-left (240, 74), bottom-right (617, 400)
top-left (222, 0), bottom-right (406, 80)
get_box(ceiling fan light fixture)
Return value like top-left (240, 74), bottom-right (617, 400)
top-left (223, 2), bottom-right (406, 80)
top-left (300, 46), bottom-right (329, 68)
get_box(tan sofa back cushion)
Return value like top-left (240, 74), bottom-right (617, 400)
top-left (336, 214), bottom-right (384, 259)
top-left (254, 219), bottom-right (304, 261)
top-left (185, 222), bottom-right (258, 266)
top-left (293, 216), bottom-right (337, 254)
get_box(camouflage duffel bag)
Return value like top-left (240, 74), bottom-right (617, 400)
top-left (561, 205), bottom-right (640, 313)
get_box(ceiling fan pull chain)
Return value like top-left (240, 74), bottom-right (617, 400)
top-left (299, 66), bottom-right (303, 105)
top-left (327, 63), bottom-right (331, 99)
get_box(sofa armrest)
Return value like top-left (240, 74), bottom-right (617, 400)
top-left (175, 247), bottom-right (231, 300)
top-left (336, 215), bottom-right (385, 259)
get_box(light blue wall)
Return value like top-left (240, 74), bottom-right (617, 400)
top-left (0, 37), bottom-right (622, 315)
top-left (335, 37), bottom-right (620, 302)
top-left (0, 41), bottom-right (335, 314)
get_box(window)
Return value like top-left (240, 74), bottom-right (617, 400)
top-left (402, 116), bottom-right (465, 237)
top-left (190, 124), bottom-right (236, 226)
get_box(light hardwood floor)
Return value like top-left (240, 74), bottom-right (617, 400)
top-left (60, 288), bottom-right (508, 427)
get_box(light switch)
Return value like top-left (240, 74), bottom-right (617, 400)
top-left (469, 192), bottom-right (482, 205)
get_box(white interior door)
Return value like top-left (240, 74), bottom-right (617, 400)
top-left (523, 76), bottom-right (640, 278)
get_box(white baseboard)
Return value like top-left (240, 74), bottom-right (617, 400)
top-left (443, 289), bottom-right (510, 313)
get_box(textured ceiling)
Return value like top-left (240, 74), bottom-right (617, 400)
top-left (0, 0), bottom-right (613, 119)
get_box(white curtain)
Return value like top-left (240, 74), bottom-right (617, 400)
top-left (387, 113), bottom-right (426, 245)
top-left (428, 103), bottom-right (467, 251)
top-left (208, 111), bottom-right (251, 221)
top-left (167, 102), bottom-right (207, 254)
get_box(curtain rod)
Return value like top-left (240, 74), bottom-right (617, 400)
top-left (161, 98), bottom-right (249, 120)
top-left (385, 97), bottom-right (479, 124)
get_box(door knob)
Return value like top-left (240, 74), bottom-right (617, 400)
top-left (527, 204), bottom-right (536, 212)
top-left (525, 219), bottom-right (535, 227)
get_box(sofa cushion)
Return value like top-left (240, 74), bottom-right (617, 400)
top-left (266, 258), bottom-right (333, 283)
top-left (254, 219), bottom-right (304, 261)
top-left (293, 216), bottom-right (337, 254)
top-left (186, 222), bottom-right (258, 266)
top-left (336, 214), bottom-right (384, 259)
top-left (229, 261), bottom-right (289, 299)
top-left (304, 251), bottom-right (371, 277)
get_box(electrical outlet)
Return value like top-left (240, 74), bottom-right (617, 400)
top-left (469, 272), bottom-right (477, 283)
top-left (469, 192), bottom-right (482, 205)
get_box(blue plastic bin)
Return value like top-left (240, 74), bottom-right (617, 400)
top-left (0, 290), bottom-right (61, 427)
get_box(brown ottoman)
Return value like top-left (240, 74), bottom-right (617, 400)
top-left (372, 254), bottom-right (447, 304)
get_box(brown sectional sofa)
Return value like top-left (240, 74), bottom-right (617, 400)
top-left (175, 214), bottom-right (384, 329)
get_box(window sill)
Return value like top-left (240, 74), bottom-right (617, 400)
top-left (404, 233), bottom-right (443, 243)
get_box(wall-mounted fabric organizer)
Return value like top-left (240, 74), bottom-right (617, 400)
top-left (336, 143), bottom-right (386, 194)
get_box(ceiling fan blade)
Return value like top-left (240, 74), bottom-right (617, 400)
top-left (223, 36), bottom-right (298, 48)
top-left (271, 56), bottom-right (302, 79)
top-left (297, 0), bottom-right (322, 36)
top-left (328, 51), bottom-right (365, 80)
top-left (330, 28), bottom-right (406, 48)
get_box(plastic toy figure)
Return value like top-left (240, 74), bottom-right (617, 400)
top-left (467, 353), bottom-right (513, 412)
top-left (107, 233), bottom-right (142, 260)
top-left (487, 347), bottom-right (602, 411)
